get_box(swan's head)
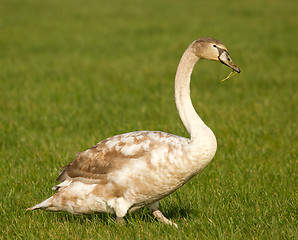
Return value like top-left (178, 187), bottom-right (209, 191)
top-left (192, 37), bottom-right (240, 73)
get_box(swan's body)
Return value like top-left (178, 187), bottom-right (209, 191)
top-left (28, 37), bottom-right (240, 226)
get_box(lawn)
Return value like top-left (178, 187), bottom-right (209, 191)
top-left (0, 0), bottom-right (297, 239)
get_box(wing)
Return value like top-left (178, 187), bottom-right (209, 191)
top-left (57, 131), bottom-right (189, 184)
top-left (56, 131), bottom-right (151, 182)
top-left (57, 131), bottom-right (182, 182)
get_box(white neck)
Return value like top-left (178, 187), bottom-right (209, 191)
top-left (174, 45), bottom-right (213, 144)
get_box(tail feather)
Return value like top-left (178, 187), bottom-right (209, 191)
top-left (52, 179), bottom-right (71, 191)
top-left (26, 197), bottom-right (53, 211)
top-left (27, 180), bottom-right (72, 212)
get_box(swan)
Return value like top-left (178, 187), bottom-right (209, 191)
top-left (27, 37), bottom-right (240, 227)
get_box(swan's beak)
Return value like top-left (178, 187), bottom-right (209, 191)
top-left (218, 50), bottom-right (241, 73)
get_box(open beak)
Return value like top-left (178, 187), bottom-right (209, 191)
top-left (218, 49), bottom-right (241, 73)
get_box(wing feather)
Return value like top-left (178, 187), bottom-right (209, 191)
top-left (56, 131), bottom-right (186, 182)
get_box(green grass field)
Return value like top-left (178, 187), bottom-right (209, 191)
top-left (0, 0), bottom-right (297, 239)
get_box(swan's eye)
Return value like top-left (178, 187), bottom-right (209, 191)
top-left (213, 44), bottom-right (217, 48)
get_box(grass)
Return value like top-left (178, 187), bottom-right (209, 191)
top-left (0, 0), bottom-right (297, 239)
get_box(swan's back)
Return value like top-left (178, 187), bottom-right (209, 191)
top-left (58, 131), bottom-right (190, 185)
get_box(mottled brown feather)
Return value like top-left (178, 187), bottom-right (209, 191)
top-left (56, 131), bottom-right (177, 182)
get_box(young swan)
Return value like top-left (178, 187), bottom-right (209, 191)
top-left (27, 37), bottom-right (240, 227)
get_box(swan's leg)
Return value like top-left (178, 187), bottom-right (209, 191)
top-left (152, 210), bottom-right (178, 228)
top-left (116, 216), bottom-right (125, 225)
top-left (113, 198), bottom-right (132, 225)
top-left (147, 201), bottom-right (178, 228)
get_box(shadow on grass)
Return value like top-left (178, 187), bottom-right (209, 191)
top-left (52, 211), bottom-right (112, 225)
top-left (44, 204), bottom-right (195, 226)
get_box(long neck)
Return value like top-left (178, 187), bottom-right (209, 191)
top-left (174, 46), bottom-right (209, 141)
